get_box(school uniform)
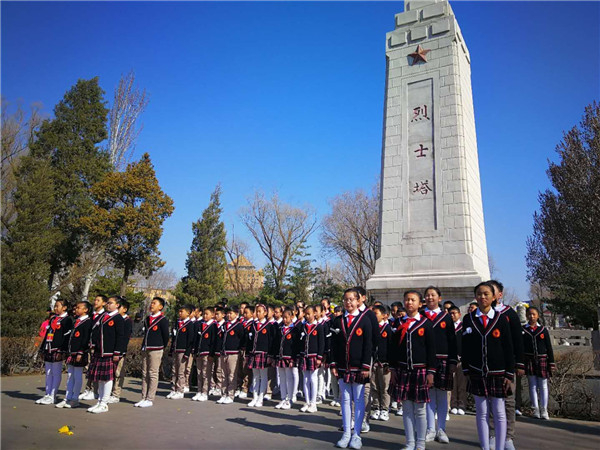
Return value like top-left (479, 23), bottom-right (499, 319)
top-left (450, 320), bottom-right (468, 411)
top-left (461, 309), bottom-right (514, 398)
top-left (219, 318), bottom-right (245, 399)
top-left (522, 323), bottom-right (555, 378)
top-left (193, 319), bottom-right (218, 398)
top-left (170, 317), bottom-right (195, 394)
top-left (246, 318), bottom-right (275, 404)
top-left (82, 309), bottom-right (105, 395)
top-left (61, 315), bottom-right (92, 403)
top-left (212, 319), bottom-right (226, 393)
top-left (424, 308), bottom-right (458, 390)
top-left (140, 312), bottom-right (170, 402)
top-left (371, 320), bottom-right (393, 413)
top-left (111, 314), bottom-right (133, 400)
top-left (87, 310), bottom-right (126, 382)
top-left (236, 318), bottom-right (254, 395)
top-left (42, 313), bottom-right (74, 362)
top-left (317, 315), bottom-right (333, 401)
top-left (298, 321), bottom-right (325, 371)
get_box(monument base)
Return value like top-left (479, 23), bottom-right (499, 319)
top-left (366, 271), bottom-right (485, 310)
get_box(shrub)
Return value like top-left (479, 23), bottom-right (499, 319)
top-left (1, 337), bottom-right (44, 375)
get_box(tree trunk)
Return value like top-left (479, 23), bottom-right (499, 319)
top-left (81, 274), bottom-right (94, 301)
top-left (120, 266), bottom-right (130, 296)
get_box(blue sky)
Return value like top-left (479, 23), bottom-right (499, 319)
top-left (2, 1), bottom-right (599, 300)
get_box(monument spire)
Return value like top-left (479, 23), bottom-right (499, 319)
top-left (366, 0), bottom-right (490, 307)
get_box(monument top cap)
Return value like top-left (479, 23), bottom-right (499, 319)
top-left (405, 0), bottom-right (445, 12)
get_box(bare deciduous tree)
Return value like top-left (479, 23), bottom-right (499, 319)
top-left (320, 184), bottom-right (379, 286)
top-left (240, 192), bottom-right (317, 296)
top-left (133, 268), bottom-right (179, 291)
top-left (225, 231), bottom-right (254, 295)
top-left (1, 98), bottom-right (44, 232)
top-left (106, 70), bottom-right (149, 170)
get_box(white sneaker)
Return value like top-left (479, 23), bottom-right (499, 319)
top-left (349, 435), bottom-right (362, 449)
top-left (91, 402), bottom-right (108, 414)
top-left (79, 389), bottom-right (95, 400)
top-left (275, 401), bottom-right (285, 409)
top-left (436, 429), bottom-right (450, 444)
top-left (315, 395), bottom-right (323, 404)
top-left (166, 391), bottom-right (176, 399)
top-left (254, 396), bottom-right (263, 408)
top-left (234, 390), bottom-right (241, 397)
top-left (307, 403), bottom-right (318, 413)
top-left (134, 400), bottom-right (145, 407)
top-left (370, 410), bottom-right (380, 420)
top-left (36, 395), bottom-right (53, 405)
top-left (300, 403), bottom-right (310, 412)
top-left (396, 406), bottom-right (403, 416)
top-left (336, 433), bottom-right (351, 448)
top-left (222, 397), bottom-right (234, 404)
top-left (170, 392), bottom-right (183, 400)
top-left (515, 408), bottom-right (523, 416)
top-left (361, 421), bottom-right (370, 433)
top-left (425, 429), bottom-right (436, 442)
top-left (446, 412), bottom-right (450, 421)
top-left (87, 403), bottom-right (100, 412)
top-left (541, 407), bottom-right (550, 420)
top-left (138, 400), bottom-right (153, 408)
top-left (192, 393), bottom-right (202, 401)
top-left (391, 401), bottom-right (398, 409)
top-left (263, 394), bottom-right (271, 401)
top-left (105, 396), bottom-right (120, 404)
top-left (79, 390), bottom-right (95, 401)
top-left (504, 439), bottom-right (516, 450)
top-left (292, 395), bottom-right (297, 403)
top-left (533, 407), bottom-right (540, 418)
top-left (380, 410), bottom-right (390, 421)
top-left (457, 408), bottom-right (465, 415)
top-left (183, 387), bottom-right (190, 393)
top-left (217, 396), bottom-right (226, 404)
top-left (450, 408), bottom-right (458, 415)
top-left (200, 393), bottom-right (208, 401)
top-left (238, 391), bottom-right (247, 399)
top-left (55, 400), bottom-right (68, 408)
top-left (248, 396), bottom-right (258, 407)
top-left (280, 400), bottom-right (291, 410)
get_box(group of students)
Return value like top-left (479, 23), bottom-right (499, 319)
top-left (36, 280), bottom-right (555, 450)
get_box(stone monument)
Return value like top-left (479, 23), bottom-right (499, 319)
top-left (366, 0), bottom-right (490, 308)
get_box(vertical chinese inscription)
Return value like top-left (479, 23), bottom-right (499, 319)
top-left (407, 79), bottom-right (436, 231)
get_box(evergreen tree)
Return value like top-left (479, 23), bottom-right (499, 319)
top-left (1, 155), bottom-right (60, 336)
top-left (287, 252), bottom-right (314, 305)
top-left (29, 77), bottom-right (111, 287)
top-left (526, 102), bottom-right (600, 329)
top-left (80, 153), bottom-right (174, 295)
top-left (182, 185), bottom-right (227, 306)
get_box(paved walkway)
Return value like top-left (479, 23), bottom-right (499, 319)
top-left (2, 375), bottom-right (599, 449)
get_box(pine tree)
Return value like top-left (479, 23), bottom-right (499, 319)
top-left (29, 77), bottom-right (112, 287)
top-left (526, 102), bottom-right (600, 329)
top-left (287, 249), bottom-right (314, 304)
top-left (80, 153), bottom-right (174, 295)
top-left (1, 155), bottom-right (60, 336)
top-left (182, 185), bottom-right (227, 306)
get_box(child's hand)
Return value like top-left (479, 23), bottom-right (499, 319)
top-left (316, 360), bottom-right (322, 368)
top-left (331, 368), bottom-right (338, 377)
top-left (113, 355), bottom-right (120, 363)
top-left (426, 373), bottom-right (434, 387)
top-left (75, 354), bottom-right (82, 363)
top-left (361, 370), bottom-right (370, 379)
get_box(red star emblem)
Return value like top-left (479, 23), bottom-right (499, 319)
top-left (408, 45), bottom-right (431, 65)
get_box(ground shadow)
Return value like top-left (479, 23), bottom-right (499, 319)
top-left (517, 416), bottom-right (600, 436)
top-left (246, 407), bottom-right (341, 428)
top-left (2, 391), bottom-right (43, 402)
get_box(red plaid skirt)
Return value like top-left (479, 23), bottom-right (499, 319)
top-left (392, 367), bottom-right (430, 403)
top-left (276, 357), bottom-right (296, 368)
top-left (468, 373), bottom-right (509, 398)
top-left (525, 355), bottom-right (551, 379)
top-left (43, 351), bottom-right (65, 363)
top-left (87, 355), bottom-right (115, 382)
top-left (337, 369), bottom-right (369, 385)
top-left (299, 355), bottom-right (319, 371)
top-left (66, 353), bottom-right (88, 368)
top-left (247, 352), bottom-right (268, 370)
top-left (434, 358), bottom-right (453, 391)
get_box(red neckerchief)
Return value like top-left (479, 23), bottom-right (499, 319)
top-left (426, 310), bottom-right (438, 321)
top-left (400, 317), bottom-right (416, 343)
top-left (149, 313), bottom-right (162, 326)
top-left (481, 315), bottom-right (488, 328)
top-left (346, 315), bottom-right (354, 328)
top-left (305, 323), bottom-right (316, 335)
top-left (530, 325), bottom-right (537, 332)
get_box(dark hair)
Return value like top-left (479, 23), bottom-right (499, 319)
top-left (295, 300), bottom-right (306, 308)
top-left (403, 290), bottom-right (423, 301)
top-left (179, 304), bottom-right (193, 314)
top-left (448, 306), bottom-right (461, 315)
top-left (77, 301), bottom-right (92, 314)
top-left (55, 298), bottom-right (70, 311)
top-left (397, 305), bottom-right (406, 313)
top-left (153, 296), bottom-right (166, 308)
top-left (527, 306), bottom-right (541, 316)
top-left (228, 305), bottom-right (239, 314)
top-left (304, 305), bottom-right (316, 315)
top-left (353, 286), bottom-right (367, 297)
top-left (474, 282), bottom-right (496, 296)
top-left (197, 306), bottom-right (204, 313)
top-left (488, 279), bottom-right (504, 293)
top-left (390, 302), bottom-right (401, 309)
top-left (372, 304), bottom-right (388, 315)
top-left (373, 300), bottom-right (384, 306)
top-left (443, 300), bottom-right (455, 307)
top-left (424, 286), bottom-right (442, 297)
top-left (108, 295), bottom-right (123, 307)
top-left (344, 287), bottom-right (361, 300)
top-left (204, 307), bottom-right (215, 315)
top-left (334, 305), bottom-right (342, 313)
top-left (95, 294), bottom-right (108, 303)
top-left (315, 304), bottom-right (323, 313)
top-left (220, 297), bottom-right (229, 306)
top-left (321, 298), bottom-right (331, 307)
top-left (240, 302), bottom-right (249, 309)
top-left (215, 307), bottom-right (226, 315)
top-left (120, 298), bottom-right (130, 312)
top-left (469, 301), bottom-right (478, 307)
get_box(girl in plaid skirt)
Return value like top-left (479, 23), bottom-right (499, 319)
top-left (523, 306), bottom-right (555, 420)
top-left (274, 309), bottom-right (300, 410)
top-left (246, 304), bottom-right (274, 408)
top-left (390, 290), bottom-right (436, 450)
top-left (462, 282), bottom-right (515, 450)
top-left (298, 306), bottom-right (325, 413)
top-left (36, 299), bottom-right (73, 405)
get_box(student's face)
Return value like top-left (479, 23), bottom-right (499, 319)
top-left (320, 300), bottom-right (329, 312)
top-left (74, 303), bottom-right (88, 317)
top-left (256, 307), bottom-right (267, 320)
top-left (94, 296), bottom-right (105, 311)
top-left (244, 309), bottom-right (253, 320)
top-left (106, 298), bottom-right (119, 313)
top-left (374, 309), bottom-right (384, 323)
top-left (334, 310), bottom-right (342, 317)
top-left (179, 309), bottom-right (190, 320)
top-left (491, 284), bottom-right (504, 302)
top-left (118, 305), bottom-right (128, 316)
top-left (149, 299), bottom-right (163, 314)
top-left (227, 310), bottom-right (238, 322)
top-left (304, 308), bottom-right (316, 322)
top-left (267, 308), bottom-right (274, 319)
top-left (215, 311), bottom-right (225, 322)
top-left (399, 311), bottom-right (407, 318)
top-left (343, 292), bottom-right (359, 314)
top-left (391, 306), bottom-right (398, 316)
top-left (476, 286), bottom-right (495, 311)
top-left (527, 309), bottom-right (539, 324)
top-left (203, 310), bottom-right (214, 322)
top-left (283, 313), bottom-right (293, 326)
top-left (274, 309), bottom-right (282, 320)
top-left (468, 304), bottom-right (478, 313)
top-left (54, 301), bottom-right (67, 315)
top-left (424, 289), bottom-right (440, 310)
top-left (404, 294), bottom-right (421, 315)
top-left (450, 310), bottom-right (461, 323)
top-left (193, 309), bottom-right (201, 319)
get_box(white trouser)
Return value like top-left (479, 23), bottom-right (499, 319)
top-left (45, 361), bottom-right (63, 397)
top-left (403, 400), bottom-right (427, 447)
top-left (303, 369), bottom-right (318, 404)
top-left (339, 380), bottom-right (365, 437)
top-left (475, 395), bottom-right (506, 450)
top-left (65, 365), bottom-right (84, 401)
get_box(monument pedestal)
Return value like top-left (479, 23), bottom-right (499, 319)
top-left (366, 0), bottom-right (490, 310)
